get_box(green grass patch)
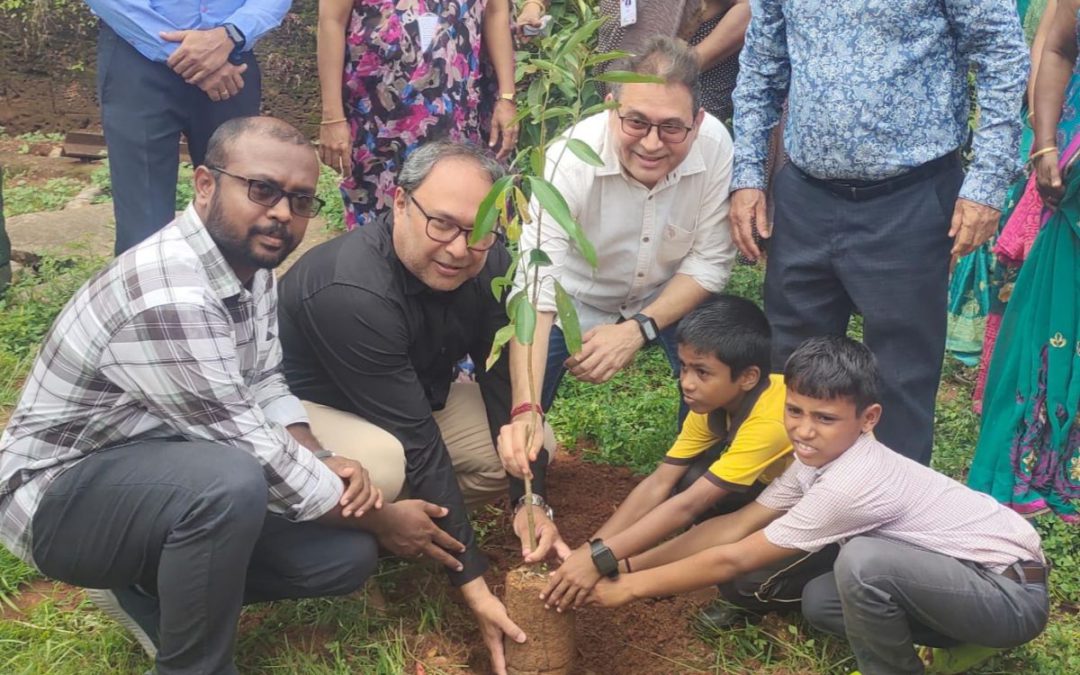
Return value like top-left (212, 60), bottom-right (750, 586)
top-left (2, 177), bottom-right (84, 217)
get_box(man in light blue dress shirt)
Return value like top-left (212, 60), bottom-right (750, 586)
top-left (85, 0), bottom-right (291, 254)
top-left (728, 0), bottom-right (1028, 465)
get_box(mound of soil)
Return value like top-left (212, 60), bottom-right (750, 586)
top-left (476, 451), bottom-right (714, 674)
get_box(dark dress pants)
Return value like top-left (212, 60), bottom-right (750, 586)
top-left (30, 440), bottom-right (377, 675)
top-left (97, 22), bottom-right (262, 255)
top-left (765, 160), bottom-right (964, 465)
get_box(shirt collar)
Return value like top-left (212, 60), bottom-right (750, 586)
top-left (595, 114), bottom-right (708, 184)
top-left (176, 204), bottom-right (248, 301)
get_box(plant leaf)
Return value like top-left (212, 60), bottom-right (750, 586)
top-left (513, 294), bottom-right (537, 346)
top-left (528, 249), bottom-right (552, 267)
top-left (486, 323), bottom-right (515, 371)
top-left (566, 138), bottom-right (604, 167)
top-left (527, 176), bottom-right (597, 267)
top-left (593, 71), bottom-right (666, 85)
top-left (473, 175), bottom-right (514, 245)
top-left (554, 280), bottom-right (583, 354)
top-left (582, 100), bottom-right (620, 117)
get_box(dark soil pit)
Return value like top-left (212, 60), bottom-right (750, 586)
top-left (470, 450), bottom-right (715, 674)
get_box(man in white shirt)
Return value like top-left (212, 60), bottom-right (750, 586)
top-left (496, 38), bottom-right (735, 560)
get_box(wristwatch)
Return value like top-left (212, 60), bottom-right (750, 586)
top-left (589, 538), bottom-right (620, 579)
top-left (223, 23), bottom-right (246, 65)
top-left (631, 313), bottom-right (660, 345)
top-left (514, 493), bottom-right (554, 520)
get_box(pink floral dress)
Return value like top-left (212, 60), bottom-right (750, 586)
top-left (340, 0), bottom-right (493, 228)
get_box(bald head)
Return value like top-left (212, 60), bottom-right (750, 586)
top-left (204, 116), bottom-right (315, 170)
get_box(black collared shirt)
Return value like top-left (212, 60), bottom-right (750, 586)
top-left (278, 215), bottom-right (545, 586)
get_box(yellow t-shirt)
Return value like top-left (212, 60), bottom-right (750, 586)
top-left (663, 374), bottom-right (792, 490)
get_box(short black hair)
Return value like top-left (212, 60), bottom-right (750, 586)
top-left (675, 294), bottom-right (771, 378)
top-left (204, 116), bottom-right (311, 169)
top-left (783, 336), bottom-right (881, 413)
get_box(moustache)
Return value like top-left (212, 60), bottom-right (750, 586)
top-left (249, 221), bottom-right (291, 241)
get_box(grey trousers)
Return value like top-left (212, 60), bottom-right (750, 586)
top-left (765, 159), bottom-right (964, 465)
top-left (801, 537), bottom-right (1049, 675)
top-left (97, 22), bottom-right (262, 254)
top-left (30, 440), bottom-right (378, 675)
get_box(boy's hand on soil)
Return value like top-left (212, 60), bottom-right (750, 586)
top-left (461, 581), bottom-right (525, 675)
top-left (541, 546), bottom-right (602, 611)
top-left (587, 577), bottom-right (635, 608)
top-left (497, 416), bottom-right (544, 479)
top-left (514, 506), bottom-right (571, 564)
top-left (324, 455), bottom-right (382, 517)
top-left (373, 500), bottom-right (466, 571)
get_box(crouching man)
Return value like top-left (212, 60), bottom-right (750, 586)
top-left (0, 117), bottom-right (444, 674)
top-left (583, 336), bottom-right (1049, 675)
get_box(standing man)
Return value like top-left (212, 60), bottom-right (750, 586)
top-left (0, 117), bottom-right (450, 674)
top-left (729, 0), bottom-right (1029, 465)
top-left (85, 0), bottom-right (288, 254)
top-left (278, 141), bottom-right (555, 675)
top-left (498, 36), bottom-right (736, 478)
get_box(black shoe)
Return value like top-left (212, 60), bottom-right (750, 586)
top-left (694, 600), bottom-right (752, 635)
top-left (86, 586), bottom-right (160, 657)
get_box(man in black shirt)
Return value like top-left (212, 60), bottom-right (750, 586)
top-left (278, 141), bottom-right (562, 675)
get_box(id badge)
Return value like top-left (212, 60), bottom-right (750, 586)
top-left (619, 0), bottom-right (637, 27)
top-left (417, 12), bottom-right (439, 52)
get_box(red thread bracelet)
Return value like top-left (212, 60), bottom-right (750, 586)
top-left (510, 402), bottom-right (544, 419)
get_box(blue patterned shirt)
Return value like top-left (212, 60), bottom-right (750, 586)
top-left (732, 0), bottom-right (1029, 208)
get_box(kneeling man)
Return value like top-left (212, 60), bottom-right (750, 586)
top-left (585, 336), bottom-right (1049, 675)
top-left (0, 117), bottom-right (440, 674)
top-left (278, 140), bottom-right (558, 674)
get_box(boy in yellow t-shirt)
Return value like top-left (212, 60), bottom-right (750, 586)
top-left (546, 296), bottom-right (836, 626)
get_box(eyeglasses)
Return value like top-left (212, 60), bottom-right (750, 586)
top-left (409, 194), bottom-right (499, 252)
top-left (617, 114), bottom-right (694, 144)
top-left (207, 166), bottom-right (325, 218)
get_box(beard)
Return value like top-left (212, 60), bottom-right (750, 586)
top-left (204, 194), bottom-right (298, 271)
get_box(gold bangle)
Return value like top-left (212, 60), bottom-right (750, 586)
top-left (519, 0), bottom-right (545, 12)
top-left (320, 117), bottom-right (347, 125)
top-left (1029, 146), bottom-right (1059, 161)
top-left (498, 92), bottom-right (515, 102)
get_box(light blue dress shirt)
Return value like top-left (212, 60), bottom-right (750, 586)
top-left (731, 0), bottom-right (1029, 208)
top-left (85, 0), bottom-right (291, 64)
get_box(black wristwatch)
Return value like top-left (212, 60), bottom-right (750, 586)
top-left (589, 538), bottom-right (619, 579)
top-left (223, 23), bottom-right (246, 65)
top-left (631, 313), bottom-right (660, 345)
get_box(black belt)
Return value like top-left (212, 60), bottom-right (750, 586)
top-left (1001, 561), bottom-right (1048, 586)
top-left (791, 150), bottom-right (961, 202)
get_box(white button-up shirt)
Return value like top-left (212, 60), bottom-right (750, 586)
top-left (518, 112), bottom-right (735, 332)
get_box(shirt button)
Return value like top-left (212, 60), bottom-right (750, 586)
top-left (647, 195), bottom-right (653, 201)
top-left (621, 304), bottom-right (627, 310)
top-left (642, 236), bottom-right (650, 243)
top-left (636, 272), bottom-right (644, 278)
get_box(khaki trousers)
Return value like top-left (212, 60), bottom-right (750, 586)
top-left (303, 383), bottom-right (551, 508)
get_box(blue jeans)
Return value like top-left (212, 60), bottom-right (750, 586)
top-left (541, 323), bottom-right (688, 424)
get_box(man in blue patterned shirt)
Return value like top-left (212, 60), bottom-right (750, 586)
top-left (729, 0), bottom-right (1028, 465)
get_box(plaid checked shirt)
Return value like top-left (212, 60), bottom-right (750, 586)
top-left (0, 206), bottom-right (343, 564)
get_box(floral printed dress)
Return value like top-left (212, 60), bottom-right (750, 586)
top-left (340, 0), bottom-right (493, 229)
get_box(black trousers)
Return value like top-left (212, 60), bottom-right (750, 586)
top-left (765, 159), bottom-right (964, 465)
top-left (97, 22), bottom-right (262, 255)
top-left (31, 440), bottom-right (377, 675)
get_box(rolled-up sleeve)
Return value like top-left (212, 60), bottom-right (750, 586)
top-left (731, 0), bottom-right (790, 191)
top-left (100, 303), bottom-right (343, 522)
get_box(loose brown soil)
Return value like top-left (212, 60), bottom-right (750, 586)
top-left (474, 451), bottom-right (715, 675)
top-left (504, 566), bottom-right (576, 674)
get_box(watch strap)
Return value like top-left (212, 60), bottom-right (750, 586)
top-left (631, 313), bottom-right (659, 344)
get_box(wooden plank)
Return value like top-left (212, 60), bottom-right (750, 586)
top-left (61, 130), bottom-right (192, 163)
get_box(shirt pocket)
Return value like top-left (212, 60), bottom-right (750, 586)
top-left (656, 222), bottom-right (697, 267)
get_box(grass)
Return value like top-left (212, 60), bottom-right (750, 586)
top-left (0, 232), bottom-right (1076, 673)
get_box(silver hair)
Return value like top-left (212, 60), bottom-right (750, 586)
top-left (396, 140), bottom-right (506, 192)
top-left (610, 36), bottom-right (702, 114)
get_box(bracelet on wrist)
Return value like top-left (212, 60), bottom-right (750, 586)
top-left (510, 401), bottom-right (544, 419)
top-left (320, 117), bottom-right (347, 125)
top-left (1029, 146), bottom-right (1059, 161)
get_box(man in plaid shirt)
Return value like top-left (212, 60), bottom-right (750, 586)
top-left (0, 116), bottom-right (463, 674)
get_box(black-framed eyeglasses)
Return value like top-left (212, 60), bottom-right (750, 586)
top-left (409, 194), bottom-right (499, 252)
top-left (617, 114), bottom-right (694, 144)
top-left (207, 166), bottom-right (325, 218)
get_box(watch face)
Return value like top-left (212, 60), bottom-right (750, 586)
top-left (644, 322), bottom-right (658, 341)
